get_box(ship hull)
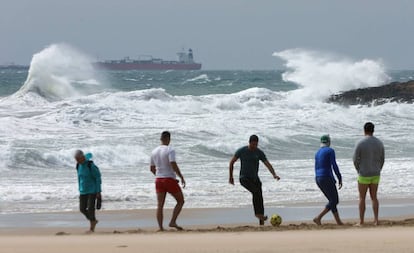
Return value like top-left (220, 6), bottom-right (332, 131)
top-left (94, 62), bottom-right (202, 71)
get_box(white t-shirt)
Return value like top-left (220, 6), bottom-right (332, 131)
top-left (150, 145), bottom-right (176, 179)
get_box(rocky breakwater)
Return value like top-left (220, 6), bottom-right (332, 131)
top-left (328, 80), bottom-right (414, 105)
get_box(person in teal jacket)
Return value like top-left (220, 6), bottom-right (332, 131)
top-left (74, 150), bottom-right (102, 232)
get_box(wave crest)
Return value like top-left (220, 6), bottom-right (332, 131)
top-left (273, 48), bottom-right (391, 100)
top-left (16, 43), bottom-right (101, 101)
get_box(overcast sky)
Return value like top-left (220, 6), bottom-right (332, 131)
top-left (1, 0), bottom-right (414, 70)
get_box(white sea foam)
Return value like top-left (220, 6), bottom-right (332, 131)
top-left (123, 78), bottom-right (139, 82)
top-left (273, 48), bottom-right (391, 100)
top-left (74, 79), bottom-right (100, 85)
top-left (185, 74), bottom-right (210, 83)
top-left (1, 85), bottom-right (414, 212)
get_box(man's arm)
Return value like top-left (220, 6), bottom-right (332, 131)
top-left (229, 156), bottom-right (238, 185)
top-left (171, 162), bottom-right (186, 188)
top-left (77, 166), bottom-right (80, 192)
top-left (263, 160), bottom-right (280, 180)
top-left (150, 165), bottom-right (156, 175)
top-left (150, 155), bottom-right (156, 175)
top-left (380, 143), bottom-right (385, 170)
top-left (353, 144), bottom-right (361, 172)
top-left (92, 164), bottom-right (102, 198)
top-left (330, 150), bottom-right (342, 189)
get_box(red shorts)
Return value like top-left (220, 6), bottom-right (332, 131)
top-left (155, 178), bottom-right (182, 194)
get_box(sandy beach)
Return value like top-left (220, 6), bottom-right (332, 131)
top-left (1, 222), bottom-right (414, 253)
top-left (1, 201), bottom-right (414, 253)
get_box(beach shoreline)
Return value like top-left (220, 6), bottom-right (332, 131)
top-left (1, 197), bottom-right (413, 234)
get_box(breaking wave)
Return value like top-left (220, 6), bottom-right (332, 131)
top-left (273, 48), bottom-right (391, 100)
top-left (16, 43), bottom-right (102, 101)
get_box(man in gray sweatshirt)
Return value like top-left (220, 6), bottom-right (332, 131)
top-left (353, 122), bottom-right (385, 226)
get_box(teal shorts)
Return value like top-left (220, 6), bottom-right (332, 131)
top-left (358, 175), bottom-right (380, 185)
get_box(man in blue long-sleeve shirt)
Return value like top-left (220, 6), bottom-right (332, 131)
top-left (313, 135), bottom-right (343, 226)
top-left (75, 150), bottom-right (102, 232)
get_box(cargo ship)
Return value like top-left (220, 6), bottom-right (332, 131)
top-left (94, 49), bottom-right (202, 70)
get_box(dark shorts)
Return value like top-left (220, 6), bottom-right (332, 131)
top-left (155, 178), bottom-right (182, 194)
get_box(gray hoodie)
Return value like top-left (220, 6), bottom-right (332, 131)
top-left (353, 136), bottom-right (385, 177)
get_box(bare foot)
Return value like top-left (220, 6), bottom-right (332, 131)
top-left (169, 223), bottom-right (183, 231)
top-left (373, 220), bottom-right (379, 226)
top-left (90, 220), bottom-right (98, 232)
top-left (156, 228), bottom-right (165, 232)
top-left (313, 218), bottom-right (321, 226)
top-left (354, 223), bottom-right (363, 227)
top-left (337, 221), bottom-right (344, 226)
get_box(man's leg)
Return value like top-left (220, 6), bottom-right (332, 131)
top-left (169, 191), bottom-right (185, 230)
top-left (241, 178), bottom-right (266, 224)
top-left (324, 179), bottom-right (342, 225)
top-left (156, 192), bottom-right (167, 231)
top-left (358, 183), bottom-right (369, 225)
top-left (333, 212), bottom-right (343, 226)
top-left (314, 177), bottom-right (338, 225)
top-left (251, 179), bottom-right (265, 218)
top-left (240, 178), bottom-right (255, 212)
top-left (86, 194), bottom-right (97, 221)
top-left (313, 208), bottom-right (329, 226)
top-left (79, 195), bottom-right (89, 220)
top-left (369, 183), bottom-right (380, 225)
top-left (240, 178), bottom-right (265, 219)
top-left (87, 194), bottom-right (98, 232)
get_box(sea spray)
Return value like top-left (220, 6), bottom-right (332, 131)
top-left (17, 43), bottom-right (102, 101)
top-left (273, 48), bottom-right (391, 100)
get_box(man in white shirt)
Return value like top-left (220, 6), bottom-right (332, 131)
top-left (150, 131), bottom-right (186, 231)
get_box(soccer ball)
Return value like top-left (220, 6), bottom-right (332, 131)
top-left (270, 214), bottom-right (282, 226)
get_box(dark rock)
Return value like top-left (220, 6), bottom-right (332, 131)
top-left (328, 80), bottom-right (414, 106)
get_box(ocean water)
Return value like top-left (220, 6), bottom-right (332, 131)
top-left (1, 44), bottom-right (414, 214)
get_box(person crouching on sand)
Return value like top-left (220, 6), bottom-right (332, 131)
top-left (74, 150), bottom-right (102, 233)
top-left (313, 135), bottom-right (343, 226)
top-left (229, 135), bottom-right (280, 225)
top-left (150, 131), bottom-right (186, 231)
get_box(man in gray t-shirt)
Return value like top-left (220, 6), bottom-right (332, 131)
top-left (353, 122), bottom-right (385, 226)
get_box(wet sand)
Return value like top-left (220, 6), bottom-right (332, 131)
top-left (1, 199), bottom-right (413, 252)
top-left (1, 198), bottom-right (414, 230)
